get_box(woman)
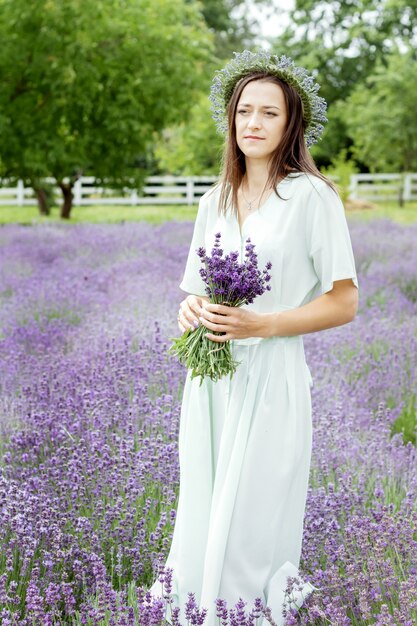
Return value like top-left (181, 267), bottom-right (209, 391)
top-left (150, 50), bottom-right (359, 626)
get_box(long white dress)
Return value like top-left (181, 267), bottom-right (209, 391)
top-left (150, 172), bottom-right (358, 625)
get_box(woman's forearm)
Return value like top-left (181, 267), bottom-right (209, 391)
top-left (261, 280), bottom-right (358, 338)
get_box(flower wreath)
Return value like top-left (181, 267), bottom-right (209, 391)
top-left (209, 49), bottom-right (328, 147)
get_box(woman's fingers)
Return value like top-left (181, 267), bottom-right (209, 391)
top-left (198, 307), bottom-right (232, 340)
top-left (199, 316), bottom-right (229, 333)
top-left (193, 296), bottom-right (207, 316)
top-left (199, 306), bottom-right (233, 325)
top-left (177, 299), bottom-right (260, 342)
top-left (177, 303), bottom-right (188, 333)
top-left (178, 296), bottom-right (203, 332)
top-left (178, 307), bottom-right (194, 332)
top-left (177, 297), bottom-right (238, 336)
top-left (184, 306), bottom-right (200, 329)
top-left (201, 301), bottom-right (233, 314)
top-left (205, 332), bottom-right (230, 343)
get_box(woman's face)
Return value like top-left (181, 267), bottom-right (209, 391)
top-left (235, 79), bottom-right (288, 162)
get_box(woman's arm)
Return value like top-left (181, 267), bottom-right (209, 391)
top-left (198, 279), bottom-right (358, 342)
top-left (260, 278), bottom-right (358, 338)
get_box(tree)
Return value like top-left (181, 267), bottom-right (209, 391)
top-left (340, 50), bottom-right (417, 173)
top-left (273, 0), bottom-right (417, 103)
top-left (201, 0), bottom-right (268, 59)
top-left (0, 0), bottom-right (213, 218)
top-left (153, 0), bottom-right (272, 176)
top-left (154, 93), bottom-right (224, 175)
top-left (270, 0), bottom-right (417, 167)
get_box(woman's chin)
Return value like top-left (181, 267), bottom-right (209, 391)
top-left (242, 150), bottom-right (274, 161)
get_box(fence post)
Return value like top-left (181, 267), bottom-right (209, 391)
top-left (349, 174), bottom-right (358, 200)
top-left (17, 179), bottom-right (25, 206)
top-left (73, 178), bottom-right (82, 206)
top-left (403, 174), bottom-right (411, 202)
top-left (131, 189), bottom-right (138, 206)
top-left (398, 174), bottom-right (404, 207)
top-left (186, 179), bottom-right (194, 206)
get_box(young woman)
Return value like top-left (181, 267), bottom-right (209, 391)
top-left (150, 50), bottom-right (359, 626)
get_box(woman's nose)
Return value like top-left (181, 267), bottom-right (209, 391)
top-left (247, 112), bottom-right (262, 129)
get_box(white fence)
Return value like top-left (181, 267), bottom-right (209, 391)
top-left (0, 176), bottom-right (218, 207)
top-left (349, 173), bottom-right (417, 202)
top-left (0, 173), bottom-right (417, 206)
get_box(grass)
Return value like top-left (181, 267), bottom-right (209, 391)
top-left (391, 393), bottom-right (417, 446)
top-left (0, 204), bottom-right (198, 225)
top-left (346, 202), bottom-right (417, 224)
top-left (1, 201), bottom-right (417, 225)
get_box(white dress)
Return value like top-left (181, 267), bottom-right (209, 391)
top-left (150, 173), bottom-right (358, 625)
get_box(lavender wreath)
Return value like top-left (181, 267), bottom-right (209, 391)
top-left (209, 49), bottom-right (328, 147)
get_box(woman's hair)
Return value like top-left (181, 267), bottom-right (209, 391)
top-left (215, 72), bottom-right (336, 216)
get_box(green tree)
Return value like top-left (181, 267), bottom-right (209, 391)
top-left (0, 0), bottom-right (213, 218)
top-left (154, 93), bottom-right (224, 175)
top-left (321, 148), bottom-right (359, 204)
top-left (340, 50), bottom-right (417, 173)
top-left (270, 0), bottom-right (417, 167)
top-left (153, 0), bottom-right (276, 176)
top-left (273, 0), bottom-right (417, 103)
top-left (202, 0), bottom-right (268, 59)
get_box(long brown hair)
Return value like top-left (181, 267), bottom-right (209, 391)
top-left (214, 72), bottom-right (336, 216)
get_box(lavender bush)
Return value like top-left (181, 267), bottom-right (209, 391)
top-left (0, 218), bottom-right (416, 625)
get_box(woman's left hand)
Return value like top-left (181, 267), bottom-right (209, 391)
top-left (199, 302), bottom-right (267, 342)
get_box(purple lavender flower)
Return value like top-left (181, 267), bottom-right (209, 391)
top-left (0, 219), bottom-right (416, 623)
top-left (197, 233), bottom-right (272, 307)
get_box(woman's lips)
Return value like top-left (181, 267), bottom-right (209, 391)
top-left (244, 136), bottom-right (265, 140)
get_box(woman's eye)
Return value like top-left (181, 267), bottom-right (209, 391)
top-left (237, 110), bottom-right (277, 116)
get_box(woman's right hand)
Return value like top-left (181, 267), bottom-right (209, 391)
top-left (178, 295), bottom-right (209, 334)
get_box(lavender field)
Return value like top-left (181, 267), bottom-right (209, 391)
top-left (0, 219), bottom-right (416, 626)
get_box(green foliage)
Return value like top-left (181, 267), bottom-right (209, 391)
top-left (340, 50), bottom-right (417, 173)
top-left (270, 0), bottom-right (417, 170)
top-left (154, 93), bottom-right (224, 175)
top-left (276, 0), bottom-right (417, 103)
top-left (391, 393), bottom-right (417, 446)
top-left (397, 276), bottom-right (417, 304)
top-left (153, 0), bottom-right (273, 175)
top-left (201, 0), bottom-right (267, 58)
top-left (310, 102), bottom-right (352, 167)
top-left (0, 0), bottom-right (213, 215)
top-left (322, 148), bottom-right (359, 203)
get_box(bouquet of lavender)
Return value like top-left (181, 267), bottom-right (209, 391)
top-left (169, 232), bottom-right (272, 385)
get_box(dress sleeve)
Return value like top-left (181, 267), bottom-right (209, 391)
top-left (179, 194), bottom-right (208, 296)
top-left (307, 181), bottom-right (359, 295)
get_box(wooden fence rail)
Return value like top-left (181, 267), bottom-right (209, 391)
top-left (349, 173), bottom-right (417, 203)
top-left (0, 173), bottom-right (417, 206)
top-left (0, 176), bottom-right (219, 207)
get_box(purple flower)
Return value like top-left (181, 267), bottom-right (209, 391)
top-left (197, 233), bottom-right (272, 307)
top-left (0, 219), bottom-right (416, 623)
